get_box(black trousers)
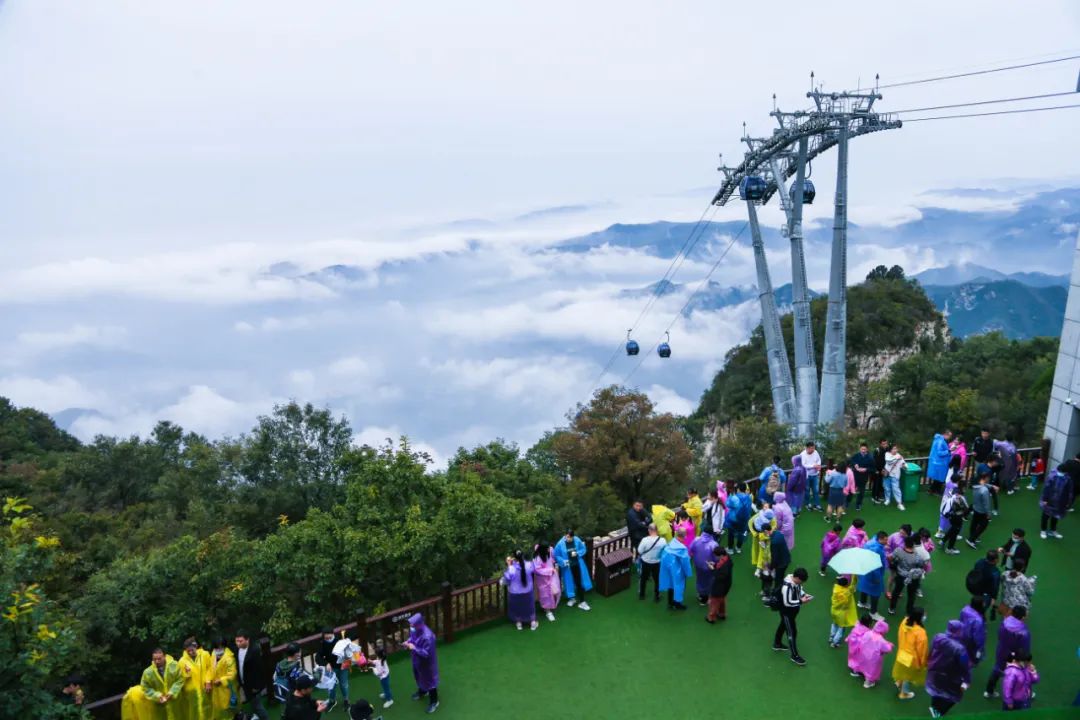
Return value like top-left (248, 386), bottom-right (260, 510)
top-left (871, 472), bottom-right (884, 501)
top-left (1040, 513), bottom-right (1059, 531)
top-left (889, 575), bottom-right (920, 614)
top-left (569, 561), bottom-right (587, 600)
top-left (639, 562), bottom-right (660, 598)
top-left (991, 485), bottom-right (1000, 510)
top-left (944, 516), bottom-right (964, 549)
top-left (727, 529), bottom-right (746, 549)
top-left (853, 478), bottom-right (867, 508)
top-left (930, 696), bottom-right (955, 715)
top-left (774, 608), bottom-right (800, 658)
top-left (969, 512), bottom-right (990, 542)
top-left (859, 591), bottom-right (881, 614)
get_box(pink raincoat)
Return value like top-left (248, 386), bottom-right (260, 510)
top-left (841, 525), bottom-right (868, 550)
top-left (846, 624), bottom-right (870, 673)
top-left (674, 518), bottom-right (696, 549)
top-left (849, 620), bottom-right (895, 684)
top-left (532, 548), bottom-right (561, 611)
top-left (922, 538), bottom-right (935, 574)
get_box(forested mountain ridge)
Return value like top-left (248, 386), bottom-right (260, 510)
top-left (690, 270), bottom-right (1057, 463)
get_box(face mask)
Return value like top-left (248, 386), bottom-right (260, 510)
top-left (1012, 537), bottom-right (1020, 543)
top-left (214, 649), bottom-right (225, 658)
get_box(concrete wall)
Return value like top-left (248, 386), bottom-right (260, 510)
top-left (1044, 229), bottom-right (1080, 468)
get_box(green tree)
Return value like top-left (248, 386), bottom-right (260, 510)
top-left (713, 417), bottom-right (794, 483)
top-left (1, 498), bottom-right (87, 719)
top-left (552, 387), bottom-right (692, 506)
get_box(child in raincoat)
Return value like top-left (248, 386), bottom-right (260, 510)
top-left (748, 509), bottom-right (775, 577)
top-left (820, 523), bottom-right (843, 576)
top-left (846, 614), bottom-right (873, 676)
top-left (684, 489), bottom-right (704, 532)
top-left (829, 576), bottom-right (858, 647)
top-left (652, 504), bottom-right (675, 541)
top-left (851, 619), bottom-right (894, 688)
top-left (892, 607), bottom-right (929, 700)
top-left (673, 509), bottom-right (696, 549)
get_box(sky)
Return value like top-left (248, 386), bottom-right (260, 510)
top-left (1, 1), bottom-right (1078, 465)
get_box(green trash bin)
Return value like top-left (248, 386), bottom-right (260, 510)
top-left (901, 462), bottom-right (922, 503)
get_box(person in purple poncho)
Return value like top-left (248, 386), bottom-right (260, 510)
top-left (958, 596), bottom-right (987, 667)
top-left (985, 605), bottom-right (1031, 699)
top-left (819, 523), bottom-right (842, 576)
top-left (502, 550), bottom-right (537, 631)
top-left (404, 614), bottom-right (440, 714)
top-left (787, 456), bottom-right (807, 516)
top-left (772, 492), bottom-right (795, 550)
top-left (1002, 649), bottom-right (1039, 711)
top-left (689, 529), bottom-right (718, 606)
top-left (926, 620), bottom-right (971, 717)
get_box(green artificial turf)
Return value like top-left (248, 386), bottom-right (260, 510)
top-left (273, 489), bottom-right (1079, 719)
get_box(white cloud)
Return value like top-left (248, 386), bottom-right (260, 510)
top-left (424, 356), bottom-right (593, 410)
top-left (644, 384), bottom-right (695, 416)
top-left (15, 324), bottom-right (128, 353)
top-left (0, 375), bottom-right (106, 413)
top-left (353, 424), bottom-right (443, 469)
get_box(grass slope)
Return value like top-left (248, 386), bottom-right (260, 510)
top-left (274, 489), bottom-right (1078, 719)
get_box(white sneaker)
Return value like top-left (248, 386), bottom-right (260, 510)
top-left (1040, 531), bottom-right (1048, 539)
top-left (379, 693), bottom-right (385, 699)
top-left (530, 620), bottom-right (539, 631)
top-left (384, 700), bottom-right (394, 709)
top-left (934, 532), bottom-right (944, 539)
top-left (1050, 531), bottom-right (1064, 539)
top-left (567, 598), bottom-right (576, 607)
top-left (515, 622), bottom-right (522, 630)
top-left (897, 504), bottom-right (906, 511)
top-left (871, 613), bottom-right (884, 621)
top-left (863, 680), bottom-right (876, 689)
top-left (546, 611), bottom-right (555, 622)
top-left (578, 601), bottom-right (591, 611)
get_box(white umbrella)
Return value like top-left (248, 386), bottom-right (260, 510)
top-left (827, 547), bottom-right (883, 576)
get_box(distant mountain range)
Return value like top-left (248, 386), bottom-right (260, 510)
top-left (920, 278), bottom-right (1067, 339)
top-left (912, 263), bottom-right (1068, 288)
top-left (620, 279), bottom-right (819, 317)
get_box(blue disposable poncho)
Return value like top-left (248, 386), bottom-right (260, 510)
top-left (927, 433), bottom-right (951, 482)
top-left (856, 539), bottom-right (888, 597)
top-left (658, 538), bottom-right (692, 603)
top-left (554, 535), bottom-right (593, 598)
top-left (407, 613), bottom-right (439, 692)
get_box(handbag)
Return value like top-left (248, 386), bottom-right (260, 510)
top-left (896, 649), bottom-right (915, 667)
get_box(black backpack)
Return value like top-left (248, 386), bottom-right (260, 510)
top-left (965, 567), bottom-right (984, 595)
top-left (763, 585), bottom-right (783, 611)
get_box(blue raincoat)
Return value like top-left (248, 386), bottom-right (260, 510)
top-left (856, 538), bottom-right (888, 597)
top-left (927, 433), bottom-right (951, 482)
top-left (658, 538), bottom-right (692, 603)
top-left (554, 535), bottom-right (593, 599)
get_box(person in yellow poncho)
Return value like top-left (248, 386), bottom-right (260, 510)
top-left (683, 490), bottom-right (704, 532)
top-left (140, 649), bottom-right (185, 720)
top-left (828, 576), bottom-right (858, 647)
top-left (748, 508), bottom-right (776, 574)
top-left (122, 685), bottom-right (156, 720)
top-left (176, 638), bottom-right (213, 720)
top-left (652, 504), bottom-right (676, 541)
top-left (892, 607), bottom-right (929, 700)
top-left (207, 638), bottom-right (238, 720)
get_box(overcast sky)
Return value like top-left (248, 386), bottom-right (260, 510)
top-left (1, 2), bottom-right (1078, 462)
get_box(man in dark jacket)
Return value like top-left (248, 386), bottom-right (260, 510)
top-left (972, 429), bottom-right (994, 465)
top-left (849, 443), bottom-right (874, 511)
top-left (768, 527), bottom-right (792, 594)
top-left (872, 439), bottom-right (889, 504)
top-left (627, 501), bottom-right (651, 553)
top-left (705, 546), bottom-right (733, 623)
top-left (998, 528), bottom-right (1032, 571)
top-left (235, 630), bottom-right (270, 720)
top-left (284, 674), bottom-right (328, 720)
top-left (316, 627), bottom-right (348, 711)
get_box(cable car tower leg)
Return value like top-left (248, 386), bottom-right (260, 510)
top-left (772, 138), bottom-right (819, 439)
top-left (819, 121), bottom-right (849, 428)
top-left (747, 199), bottom-right (797, 426)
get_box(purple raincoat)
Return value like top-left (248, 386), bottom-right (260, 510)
top-left (841, 526), bottom-right (868, 550)
top-left (407, 613), bottom-right (439, 692)
top-left (959, 605), bottom-right (986, 666)
top-left (820, 530), bottom-right (842, 567)
top-left (926, 621), bottom-right (971, 704)
top-left (992, 615), bottom-right (1031, 672)
top-left (532, 549), bottom-right (561, 611)
top-left (1002, 663), bottom-right (1039, 710)
top-left (1041, 469), bottom-right (1074, 519)
top-left (886, 530), bottom-right (906, 555)
top-left (772, 492), bottom-right (795, 549)
top-left (689, 532), bottom-right (718, 597)
top-left (786, 456), bottom-right (807, 513)
top-left (994, 439), bottom-right (1019, 484)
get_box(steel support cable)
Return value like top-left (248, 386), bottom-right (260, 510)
top-left (902, 102), bottom-right (1080, 123)
top-left (847, 48), bottom-right (1080, 91)
top-left (621, 221), bottom-right (749, 386)
top-left (588, 202), bottom-right (719, 390)
top-left (874, 54), bottom-right (1080, 90)
top-left (891, 91), bottom-right (1077, 114)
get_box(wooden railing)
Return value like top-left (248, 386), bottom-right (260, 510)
top-left (86, 441), bottom-right (1048, 718)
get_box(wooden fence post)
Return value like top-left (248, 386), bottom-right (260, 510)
top-left (585, 536), bottom-right (595, 577)
top-left (441, 581), bottom-right (455, 644)
top-left (354, 608), bottom-right (368, 651)
top-left (258, 636), bottom-right (274, 704)
top-left (1041, 437), bottom-right (1051, 470)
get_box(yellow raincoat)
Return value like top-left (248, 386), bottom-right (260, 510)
top-left (121, 685), bottom-right (156, 720)
top-left (891, 618), bottom-right (929, 685)
top-left (684, 494), bottom-right (704, 531)
top-left (177, 647), bottom-right (213, 720)
top-left (207, 648), bottom-right (238, 720)
top-left (748, 511), bottom-right (775, 571)
top-left (652, 505), bottom-right (675, 541)
top-left (830, 582), bottom-right (857, 628)
top-left (140, 655), bottom-right (186, 720)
